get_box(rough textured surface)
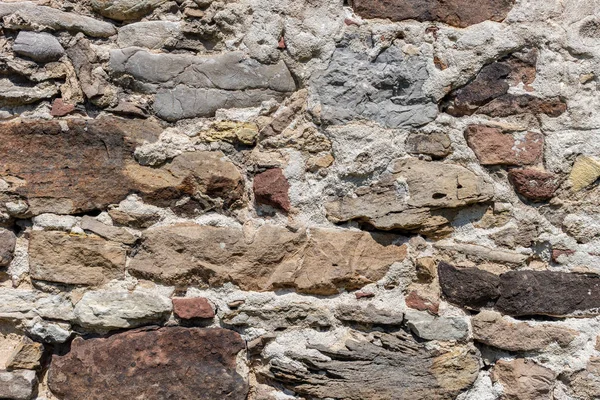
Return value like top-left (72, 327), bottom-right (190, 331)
top-left (172, 297), bottom-right (215, 320)
top-left (0, 370), bottom-right (37, 400)
top-left (465, 126), bottom-right (543, 166)
top-left (13, 31), bottom-right (64, 63)
top-left (508, 169), bottom-right (560, 201)
top-left (0, 228), bottom-right (16, 267)
top-left (491, 359), bottom-right (555, 400)
top-left (253, 168), bottom-right (291, 212)
top-left (48, 327), bottom-right (248, 400)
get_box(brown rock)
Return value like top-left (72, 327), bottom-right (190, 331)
top-left (48, 326), bottom-right (248, 400)
top-left (29, 231), bottom-right (126, 286)
top-left (0, 228), bottom-right (16, 267)
top-left (465, 125), bottom-right (543, 166)
top-left (508, 168), bottom-right (560, 201)
top-left (405, 290), bottom-right (439, 315)
top-left (253, 168), bottom-right (291, 212)
top-left (351, 0), bottom-right (515, 28)
top-left (472, 310), bottom-right (578, 352)
top-left (567, 357), bottom-right (600, 399)
top-left (50, 98), bottom-right (76, 117)
top-left (172, 297), bottom-right (215, 320)
top-left (129, 224), bottom-right (407, 295)
top-left (437, 262), bottom-right (501, 310)
top-left (478, 94), bottom-right (567, 118)
top-left (491, 359), bottom-right (555, 400)
top-left (6, 337), bottom-right (43, 370)
top-left (80, 216), bottom-right (137, 244)
top-left (406, 132), bottom-right (452, 159)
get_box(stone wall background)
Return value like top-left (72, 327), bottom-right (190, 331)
top-left (1, 0), bottom-right (600, 399)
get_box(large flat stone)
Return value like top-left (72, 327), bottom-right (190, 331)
top-left (491, 359), bottom-right (555, 400)
top-left (0, 288), bottom-right (74, 322)
top-left (13, 31), bottom-right (65, 63)
top-left (91, 0), bottom-right (165, 21)
top-left (438, 262), bottom-right (501, 310)
top-left (351, 0), bottom-right (515, 28)
top-left (0, 370), bottom-right (37, 400)
top-left (465, 125), bottom-right (544, 166)
top-left (129, 224), bottom-right (407, 295)
top-left (48, 327), bottom-right (248, 400)
top-left (29, 231), bottom-right (127, 286)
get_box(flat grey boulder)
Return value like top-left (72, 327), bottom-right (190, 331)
top-left (14, 31), bottom-right (65, 62)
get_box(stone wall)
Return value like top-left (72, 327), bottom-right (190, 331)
top-left (0, 0), bottom-right (600, 399)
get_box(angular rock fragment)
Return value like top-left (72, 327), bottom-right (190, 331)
top-left (172, 297), bottom-right (215, 320)
top-left (478, 94), bottom-right (567, 118)
top-left (117, 21), bottom-right (180, 49)
top-left (491, 359), bottom-right (555, 400)
top-left (6, 337), bottom-right (43, 370)
top-left (326, 158), bottom-right (492, 235)
top-left (91, 0), bottom-right (166, 21)
top-left (0, 370), bottom-right (37, 400)
top-left (26, 319), bottom-right (72, 344)
top-left (0, 228), bottom-right (16, 267)
top-left (29, 231), bottom-right (127, 286)
top-left (80, 216), bottom-right (137, 244)
top-left (0, 288), bottom-right (74, 322)
top-left (266, 330), bottom-right (479, 399)
top-left (351, 0), bottom-right (515, 28)
top-left (335, 303), bottom-right (404, 326)
top-left (0, 78), bottom-right (59, 107)
top-left (566, 357), bottom-right (600, 399)
top-left (110, 49), bottom-right (295, 120)
top-left (465, 125), bottom-right (543, 166)
top-left (406, 132), bottom-right (452, 159)
top-left (48, 327), bottom-right (248, 400)
top-left (508, 168), bottom-right (560, 201)
top-left (0, 2), bottom-right (117, 37)
top-left (13, 31), bottom-right (64, 63)
top-left (569, 155), bottom-right (600, 191)
top-left (471, 310), bottom-right (578, 352)
top-left (129, 224), bottom-right (407, 295)
top-left (73, 289), bottom-right (172, 331)
top-left (405, 310), bottom-right (468, 341)
top-left (437, 262), bottom-right (501, 310)
top-left (223, 301), bottom-right (333, 330)
top-left (253, 168), bottom-right (291, 212)
top-left (200, 121), bottom-right (259, 146)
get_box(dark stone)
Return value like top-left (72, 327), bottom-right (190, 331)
top-left (496, 270), bottom-right (600, 317)
top-left (0, 228), bottom-right (16, 267)
top-left (51, 99), bottom-right (76, 117)
top-left (437, 262), bottom-right (501, 309)
top-left (253, 168), bottom-right (291, 212)
top-left (351, 0), bottom-right (515, 28)
top-left (478, 94), bottom-right (567, 118)
top-left (48, 326), bottom-right (248, 400)
top-left (508, 168), bottom-right (560, 201)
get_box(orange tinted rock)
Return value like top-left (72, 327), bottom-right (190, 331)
top-left (172, 297), bottom-right (215, 320)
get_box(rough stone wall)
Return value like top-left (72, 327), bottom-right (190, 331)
top-left (1, 0), bottom-right (600, 399)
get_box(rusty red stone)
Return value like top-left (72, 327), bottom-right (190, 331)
top-left (508, 168), bottom-right (560, 201)
top-left (253, 168), bottom-right (291, 212)
top-left (172, 297), bottom-right (215, 320)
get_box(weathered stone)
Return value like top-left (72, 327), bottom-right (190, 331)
top-left (50, 98), bottom-right (76, 117)
top-left (13, 31), bottom-right (64, 63)
top-left (73, 288), bottom-right (172, 331)
top-left (253, 168), bottom-right (291, 212)
top-left (129, 224), bottom-right (407, 295)
top-left (491, 359), bottom-right (555, 400)
top-left (471, 310), bottom-right (578, 352)
top-left (312, 36), bottom-right (437, 128)
top-left (335, 303), bottom-right (404, 325)
top-left (0, 370), bottom-right (37, 400)
top-left (478, 94), bottom-right (567, 118)
top-left (0, 228), bottom-right (16, 267)
top-left (26, 319), bottom-right (72, 344)
top-left (48, 327), bottom-right (248, 400)
top-left (406, 132), bottom-right (452, 159)
top-left (0, 2), bottom-right (117, 38)
top-left (172, 297), bottom-right (215, 320)
top-left (0, 78), bottom-right (59, 107)
top-left (117, 21), bottom-right (180, 49)
top-left (0, 118), bottom-right (243, 216)
top-left (508, 168), bottom-right (560, 201)
top-left (326, 158), bottom-right (493, 234)
top-left (438, 262), bottom-right (501, 310)
top-left (80, 216), bottom-right (137, 244)
top-left (0, 288), bottom-right (73, 322)
top-left (496, 270), bottom-right (600, 317)
top-left (465, 126), bottom-right (543, 166)
top-left (351, 0), bottom-right (515, 28)
top-left (569, 155), bottom-right (600, 191)
top-left (110, 49), bottom-right (295, 121)
top-left (405, 310), bottom-right (468, 341)
top-left (200, 121), bottom-right (259, 146)
top-left (29, 231), bottom-right (127, 286)
top-left (6, 337), bottom-right (43, 370)
top-left (31, 214), bottom-right (77, 231)
top-left (266, 330), bottom-right (479, 400)
top-left (92, 0), bottom-right (166, 21)
top-left (223, 301), bottom-right (333, 330)
top-left (567, 357), bottom-right (600, 399)
top-left (434, 241), bottom-right (528, 265)
top-left (405, 290), bottom-right (439, 315)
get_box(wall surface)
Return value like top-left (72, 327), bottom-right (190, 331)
top-left (1, 0), bottom-right (600, 399)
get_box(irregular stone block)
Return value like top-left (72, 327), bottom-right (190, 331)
top-left (0, 288), bottom-right (73, 322)
top-left (266, 330), bottom-right (479, 400)
top-left (351, 0), bottom-right (515, 28)
top-left (569, 155), bottom-right (600, 191)
top-left (26, 319), bottom-right (72, 344)
top-left (508, 168), bottom-right (560, 201)
top-left (312, 39), bottom-right (437, 129)
top-left (73, 289), bottom-right (172, 331)
top-left (472, 310), bottom-right (578, 352)
top-left (223, 301), bottom-right (334, 330)
top-left (13, 31), bottom-right (64, 63)
top-left (48, 327), bottom-right (248, 400)
top-left (478, 94), bottom-right (567, 118)
top-left (0, 370), bottom-right (37, 400)
top-left (465, 125), bottom-right (543, 166)
top-left (117, 21), bottom-right (180, 49)
top-left (200, 121), bottom-right (258, 146)
top-left (80, 216), bottom-right (137, 244)
top-left (405, 310), bottom-right (468, 341)
top-left (29, 231), bottom-right (127, 286)
top-left (129, 224), bottom-right (407, 295)
top-left (172, 297), bottom-right (215, 320)
top-left (437, 262), bottom-right (501, 310)
top-left (6, 337), bottom-right (43, 370)
top-left (491, 359), bottom-right (555, 400)
top-left (567, 357), bottom-right (600, 399)
top-left (0, 228), bottom-right (16, 267)
top-left (406, 132), bottom-right (452, 159)
top-left (110, 49), bottom-right (295, 120)
top-left (335, 303), bottom-right (404, 325)
top-left (253, 168), bottom-right (291, 212)
top-left (0, 2), bottom-right (116, 37)
top-left (0, 78), bottom-right (58, 107)
top-left (91, 0), bottom-right (166, 21)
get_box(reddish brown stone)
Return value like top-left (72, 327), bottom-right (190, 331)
top-left (351, 0), bottom-right (515, 28)
top-left (0, 228), bottom-right (16, 267)
top-left (464, 125), bottom-right (543, 166)
top-left (509, 168), bottom-right (560, 201)
top-left (253, 168), bottom-right (291, 212)
top-left (50, 98), bottom-right (76, 117)
top-left (552, 249), bottom-right (575, 262)
top-left (405, 290), bottom-right (439, 315)
top-left (478, 94), bottom-right (567, 118)
top-left (48, 326), bottom-right (248, 400)
top-left (173, 297), bottom-right (215, 320)
top-left (355, 291), bottom-right (375, 299)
